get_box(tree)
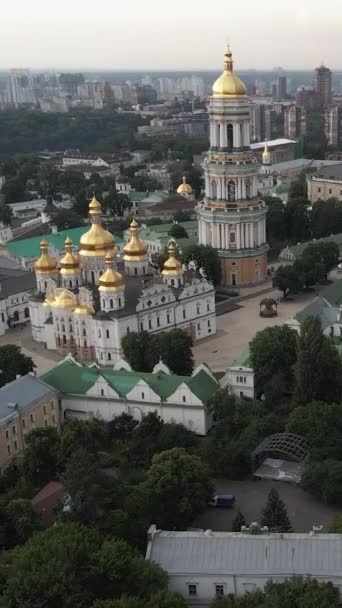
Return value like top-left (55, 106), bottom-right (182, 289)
top-left (302, 241), bottom-right (340, 281)
top-left (109, 413), bottom-right (139, 441)
top-left (51, 208), bottom-right (83, 230)
top-left (22, 427), bottom-right (61, 487)
top-left (168, 224), bottom-right (188, 239)
top-left (272, 265), bottom-right (302, 299)
top-left (0, 523), bottom-right (167, 608)
top-left (145, 590), bottom-right (187, 608)
top-left (249, 326), bottom-right (297, 397)
top-left (182, 243), bottom-right (221, 285)
top-left (93, 600), bottom-right (141, 608)
top-left (130, 175), bottom-right (162, 191)
top-left (311, 199), bottom-right (342, 238)
top-left (129, 413), bottom-right (164, 467)
top-left (0, 344), bottom-right (35, 387)
top-left (302, 460), bottom-right (342, 505)
top-left (286, 401), bottom-right (342, 459)
top-left (266, 198), bottom-right (286, 243)
top-left (3, 498), bottom-right (41, 548)
top-left (232, 508), bottom-right (247, 532)
top-left (261, 487), bottom-right (292, 532)
top-left (141, 448), bottom-right (212, 529)
top-left (158, 329), bottom-right (194, 375)
top-left (59, 418), bottom-right (110, 463)
top-left (103, 191), bottom-right (131, 217)
top-left (0, 203), bottom-right (13, 225)
top-left (328, 515), bottom-right (342, 532)
top-left (294, 255), bottom-right (324, 289)
top-left (294, 316), bottom-right (342, 404)
top-left (121, 331), bottom-right (158, 373)
top-left (1, 176), bottom-right (27, 204)
top-left (284, 198), bottom-right (310, 242)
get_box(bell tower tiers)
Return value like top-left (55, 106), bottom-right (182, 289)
top-left (197, 47), bottom-right (269, 287)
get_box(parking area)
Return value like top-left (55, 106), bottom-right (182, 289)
top-left (195, 478), bottom-right (342, 533)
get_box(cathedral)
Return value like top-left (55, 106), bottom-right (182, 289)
top-left (29, 196), bottom-right (216, 364)
top-left (198, 47), bottom-right (269, 287)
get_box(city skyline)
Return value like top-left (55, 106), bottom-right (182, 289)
top-left (2, 0), bottom-right (342, 70)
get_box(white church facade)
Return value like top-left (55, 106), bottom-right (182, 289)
top-left (29, 196), bottom-right (216, 365)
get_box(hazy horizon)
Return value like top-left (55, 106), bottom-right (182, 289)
top-left (1, 0), bottom-right (342, 71)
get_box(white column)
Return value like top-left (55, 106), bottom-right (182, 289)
top-left (205, 176), bottom-right (209, 196)
top-left (225, 224), bottom-right (229, 249)
top-left (244, 122), bottom-right (250, 147)
top-left (217, 178), bottom-right (222, 200)
top-left (210, 122), bottom-right (215, 146)
top-left (233, 123), bottom-right (239, 148)
top-left (250, 223), bottom-right (254, 248)
top-left (236, 224), bottom-right (241, 249)
top-left (220, 123), bottom-right (225, 148)
top-left (217, 225), bottom-right (221, 248)
top-left (241, 179), bottom-right (246, 199)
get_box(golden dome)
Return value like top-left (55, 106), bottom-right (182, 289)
top-left (262, 141), bottom-right (271, 162)
top-left (99, 251), bottom-right (124, 292)
top-left (74, 304), bottom-right (95, 315)
top-left (43, 294), bottom-right (56, 307)
top-left (79, 196), bottom-right (115, 257)
top-left (162, 240), bottom-right (183, 277)
top-left (177, 176), bottom-right (193, 195)
top-left (60, 237), bottom-right (80, 275)
top-left (212, 46), bottom-right (247, 98)
top-left (51, 289), bottom-right (76, 310)
top-left (34, 239), bottom-right (57, 274)
top-left (123, 219), bottom-right (148, 263)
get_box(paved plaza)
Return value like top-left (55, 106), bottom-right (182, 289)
top-left (0, 324), bottom-right (61, 376)
top-left (193, 282), bottom-right (335, 371)
top-left (195, 478), bottom-right (342, 533)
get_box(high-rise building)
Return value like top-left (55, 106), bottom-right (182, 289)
top-left (296, 87), bottom-right (320, 111)
top-left (314, 65), bottom-right (332, 107)
top-left (284, 105), bottom-right (306, 140)
top-left (278, 76), bottom-right (287, 100)
top-left (197, 47), bottom-right (268, 287)
top-left (5, 70), bottom-right (36, 106)
top-left (324, 106), bottom-right (339, 147)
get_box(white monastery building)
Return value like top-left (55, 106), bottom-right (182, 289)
top-left (29, 196), bottom-right (216, 364)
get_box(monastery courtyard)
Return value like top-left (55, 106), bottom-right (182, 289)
top-left (0, 276), bottom-right (338, 377)
top-left (193, 274), bottom-right (341, 372)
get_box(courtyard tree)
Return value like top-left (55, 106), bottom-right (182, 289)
top-left (294, 316), bottom-right (342, 404)
top-left (141, 448), bottom-right (212, 529)
top-left (59, 418), bottom-right (110, 462)
top-left (272, 265), bottom-right (302, 299)
top-left (261, 488), bottom-right (292, 532)
top-left (158, 329), bottom-right (194, 375)
top-left (121, 331), bottom-right (159, 373)
top-left (181, 244), bottom-right (221, 286)
top-left (0, 345), bottom-right (35, 387)
top-left (168, 224), bottom-right (188, 239)
top-left (302, 460), bottom-right (342, 506)
top-left (302, 241), bottom-right (340, 281)
top-left (3, 498), bottom-right (41, 548)
top-left (232, 508), bottom-right (247, 532)
top-left (249, 325), bottom-right (297, 397)
top-left (286, 401), bottom-right (342, 458)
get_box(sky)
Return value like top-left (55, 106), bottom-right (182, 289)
top-left (1, 0), bottom-right (342, 70)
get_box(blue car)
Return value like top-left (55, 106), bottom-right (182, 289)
top-left (208, 494), bottom-right (236, 508)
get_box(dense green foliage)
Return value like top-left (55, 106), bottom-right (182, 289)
top-left (0, 345), bottom-right (35, 388)
top-left (168, 224), bottom-right (188, 239)
top-left (122, 329), bottom-right (194, 375)
top-left (181, 243), bottom-right (222, 285)
top-left (0, 110), bottom-right (145, 154)
top-left (250, 326), bottom-right (297, 398)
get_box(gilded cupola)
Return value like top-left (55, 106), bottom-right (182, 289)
top-left (59, 236), bottom-right (80, 275)
top-left (34, 239), bottom-right (57, 274)
top-left (262, 141), bottom-right (271, 163)
top-left (162, 240), bottom-right (183, 276)
top-left (177, 176), bottom-right (193, 195)
top-left (98, 251), bottom-right (124, 292)
top-left (79, 196), bottom-right (115, 257)
top-left (212, 46), bottom-right (247, 98)
top-left (123, 219), bottom-right (148, 262)
top-left (51, 289), bottom-right (76, 310)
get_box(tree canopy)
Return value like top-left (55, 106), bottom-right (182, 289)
top-left (122, 329), bottom-right (194, 375)
top-left (0, 345), bottom-right (35, 387)
top-left (261, 487), bottom-right (292, 532)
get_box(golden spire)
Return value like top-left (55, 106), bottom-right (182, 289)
top-left (60, 236), bottom-right (80, 276)
top-left (34, 239), bottom-right (57, 274)
top-left (262, 141), bottom-right (271, 163)
top-left (88, 194), bottom-right (102, 216)
top-left (212, 45), bottom-right (247, 98)
top-left (162, 240), bottom-right (183, 276)
top-left (98, 251), bottom-right (124, 292)
top-left (177, 176), bottom-right (193, 195)
top-left (123, 219), bottom-right (148, 262)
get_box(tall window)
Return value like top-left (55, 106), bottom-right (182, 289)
top-left (211, 180), bottom-right (217, 199)
top-left (245, 178), bottom-right (252, 199)
top-left (227, 180), bottom-right (236, 202)
top-left (188, 585), bottom-right (197, 597)
top-left (227, 123), bottom-right (233, 149)
top-left (110, 299), bottom-right (113, 308)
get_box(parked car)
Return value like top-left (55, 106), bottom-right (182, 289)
top-left (208, 494), bottom-right (236, 508)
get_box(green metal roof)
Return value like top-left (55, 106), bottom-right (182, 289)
top-left (318, 280), bottom-right (342, 306)
top-left (6, 226), bottom-right (123, 259)
top-left (41, 360), bottom-right (218, 404)
top-left (285, 233), bottom-right (342, 260)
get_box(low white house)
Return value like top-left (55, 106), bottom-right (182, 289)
top-left (222, 349), bottom-right (255, 399)
top-left (0, 265), bottom-right (36, 334)
top-left (41, 356), bottom-right (219, 435)
top-left (9, 199), bottom-right (47, 219)
top-left (146, 526), bottom-right (342, 605)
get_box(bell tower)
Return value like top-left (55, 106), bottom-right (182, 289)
top-left (197, 47), bottom-right (269, 287)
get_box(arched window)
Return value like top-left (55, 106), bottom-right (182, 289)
top-left (134, 268), bottom-right (138, 276)
top-left (91, 271), bottom-right (95, 284)
top-left (227, 124), bottom-right (233, 150)
top-left (69, 324), bottom-right (73, 333)
top-left (13, 311), bottom-right (19, 322)
top-left (171, 279), bottom-right (175, 286)
top-left (24, 307), bottom-right (29, 318)
top-left (84, 340), bottom-right (87, 348)
top-left (70, 335), bottom-right (74, 344)
top-left (196, 303), bottom-right (201, 315)
top-left (62, 324), bottom-right (65, 333)
top-left (110, 298), bottom-right (113, 308)
top-left (211, 180), bottom-right (217, 199)
top-left (69, 280), bottom-right (72, 288)
top-left (62, 335), bottom-right (66, 345)
top-left (82, 329), bottom-right (86, 337)
top-left (108, 353), bottom-right (111, 361)
top-left (118, 298), bottom-right (122, 307)
top-left (57, 336), bottom-right (61, 346)
top-left (227, 180), bottom-right (236, 202)
top-left (246, 178), bottom-right (252, 199)
top-left (44, 281), bottom-right (47, 289)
